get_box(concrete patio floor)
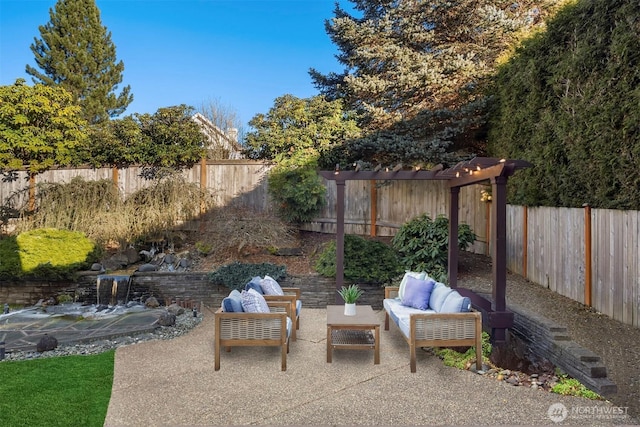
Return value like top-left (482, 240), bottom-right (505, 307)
top-left (104, 307), bottom-right (636, 426)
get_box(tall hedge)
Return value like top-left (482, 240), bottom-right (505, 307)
top-left (488, 0), bottom-right (640, 209)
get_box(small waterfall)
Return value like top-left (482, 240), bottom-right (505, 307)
top-left (96, 275), bottom-right (132, 306)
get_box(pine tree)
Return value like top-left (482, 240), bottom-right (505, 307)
top-left (26, 0), bottom-right (132, 124)
top-left (310, 0), bottom-right (561, 165)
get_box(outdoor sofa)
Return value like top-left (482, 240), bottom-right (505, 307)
top-left (244, 276), bottom-right (302, 341)
top-left (383, 272), bottom-right (483, 372)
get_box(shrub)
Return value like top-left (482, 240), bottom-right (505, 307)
top-left (267, 154), bottom-right (326, 224)
top-left (208, 262), bottom-right (287, 291)
top-left (315, 234), bottom-right (403, 285)
top-left (392, 214), bottom-right (475, 282)
top-left (0, 228), bottom-right (99, 280)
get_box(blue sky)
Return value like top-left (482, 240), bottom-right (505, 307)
top-left (0, 0), bottom-right (347, 131)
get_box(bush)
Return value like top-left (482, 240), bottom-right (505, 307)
top-left (267, 154), bottom-right (326, 224)
top-left (208, 262), bottom-right (287, 291)
top-left (392, 214), bottom-right (475, 282)
top-left (315, 234), bottom-right (403, 285)
top-left (0, 228), bottom-right (99, 280)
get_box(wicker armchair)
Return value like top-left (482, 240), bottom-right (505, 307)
top-left (384, 286), bottom-right (482, 373)
top-left (214, 300), bottom-right (292, 371)
top-left (262, 286), bottom-right (301, 340)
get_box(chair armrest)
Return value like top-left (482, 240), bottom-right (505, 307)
top-left (385, 286), bottom-right (399, 299)
top-left (280, 287), bottom-right (301, 299)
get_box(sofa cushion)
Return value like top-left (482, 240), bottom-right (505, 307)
top-left (398, 271), bottom-right (426, 301)
top-left (401, 276), bottom-right (435, 310)
top-left (384, 298), bottom-right (436, 338)
top-left (429, 282), bottom-right (454, 313)
top-left (241, 288), bottom-right (270, 313)
top-left (245, 276), bottom-right (264, 294)
top-left (260, 275), bottom-right (284, 296)
top-left (222, 289), bottom-right (243, 312)
top-left (439, 291), bottom-right (472, 313)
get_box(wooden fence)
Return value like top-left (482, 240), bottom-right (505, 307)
top-left (1, 161), bottom-right (638, 328)
top-left (506, 205), bottom-right (640, 328)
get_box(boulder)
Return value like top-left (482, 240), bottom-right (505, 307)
top-left (138, 263), bottom-right (158, 272)
top-left (167, 303), bottom-right (185, 316)
top-left (123, 247), bottom-right (141, 264)
top-left (145, 296), bottom-right (160, 308)
top-left (157, 312), bottom-right (176, 327)
top-left (37, 334), bottom-right (58, 352)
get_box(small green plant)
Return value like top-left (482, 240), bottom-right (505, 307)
top-left (434, 332), bottom-right (492, 369)
top-left (392, 214), bottom-right (475, 282)
top-left (552, 374), bottom-right (602, 400)
top-left (315, 234), bottom-right (403, 284)
top-left (208, 262), bottom-right (286, 291)
top-left (195, 241), bottom-right (213, 256)
top-left (337, 284), bottom-right (364, 304)
top-left (57, 294), bottom-right (73, 304)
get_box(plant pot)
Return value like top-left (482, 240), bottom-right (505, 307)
top-left (344, 303), bottom-right (356, 316)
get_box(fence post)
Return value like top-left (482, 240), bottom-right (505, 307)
top-left (200, 157), bottom-right (207, 215)
top-left (583, 203), bottom-right (592, 306)
top-left (370, 180), bottom-right (377, 237)
top-left (523, 205), bottom-right (528, 278)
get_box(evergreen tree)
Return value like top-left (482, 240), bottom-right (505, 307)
top-left (26, 0), bottom-right (132, 124)
top-left (311, 0), bottom-right (560, 165)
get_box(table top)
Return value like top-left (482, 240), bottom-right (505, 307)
top-left (326, 305), bottom-right (379, 326)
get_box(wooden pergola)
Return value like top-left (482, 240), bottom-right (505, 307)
top-left (319, 157), bottom-right (532, 343)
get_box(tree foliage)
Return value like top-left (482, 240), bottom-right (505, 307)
top-left (245, 94), bottom-right (360, 224)
top-left (311, 0), bottom-right (562, 167)
top-left (26, 0), bottom-right (132, 124)
top-left (244, 94), bottom-right (360, 161)
top-left (0, 79), bottom-right (88, 175)
top-left (487, 0), bottom-right (640, 209)
top-left (84, 105), bottom-right (206, 171)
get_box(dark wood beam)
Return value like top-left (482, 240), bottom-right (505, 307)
top-left (448, 186), bottom-right (460, 288)
top-left (319, 166), bottom-right (444, 181)
top-left (446, 163), bottom-right (507, 188)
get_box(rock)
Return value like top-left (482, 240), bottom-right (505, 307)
top-left (164, 254), bottom-right (176, 265)
top-left (90, 263), bottom-right (104, 271)
top-left (37, 334), bottom-right (58, 352)
top-left (145, 297), bottom-right (160, 308)
top-left (109, 252), bottom-right (130, 267)
top-left (138, 263), bottom-right (158, 272)
top-left (157, 312), bottom-right (176, 327)
top-left (167, 304), bottom-right (185, 316)
top-left (123, 247), bottom-right (141, 264)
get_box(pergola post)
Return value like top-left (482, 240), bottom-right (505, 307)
top-left (491, 175), bottom-right (509, 342)
top-left (335, 179), bottom-right (346, 303)
top-left (448, 186), bottom-right (460, 288)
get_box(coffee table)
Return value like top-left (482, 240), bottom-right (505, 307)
top-left (326, 305), bottom-right (380, 364)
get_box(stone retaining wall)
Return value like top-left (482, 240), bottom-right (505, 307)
top-left (0, 272), bottom-right (385, 311)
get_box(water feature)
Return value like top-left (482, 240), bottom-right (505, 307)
top-left (96, 274), bottom-right (132, 307)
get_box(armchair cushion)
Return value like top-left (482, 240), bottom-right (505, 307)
top-left (260, 275), bottom-right (284, 296)
top-left (241, 288), bottom-right (270, 313)
top-left (401, 276), bottom-right (435, 310)
top-left (222, 290), bottom-right (243, 312)
top-left (245, 276), bottom-right (264, 294)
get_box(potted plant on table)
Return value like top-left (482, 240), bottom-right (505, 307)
top-left (337, 284), bottom-right (364, 316)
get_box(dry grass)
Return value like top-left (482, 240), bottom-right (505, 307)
top-left (196, 205), bottom-right (298, 257)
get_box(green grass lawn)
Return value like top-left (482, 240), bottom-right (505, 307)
top-left (0, 350), bottom-right (114, 427)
